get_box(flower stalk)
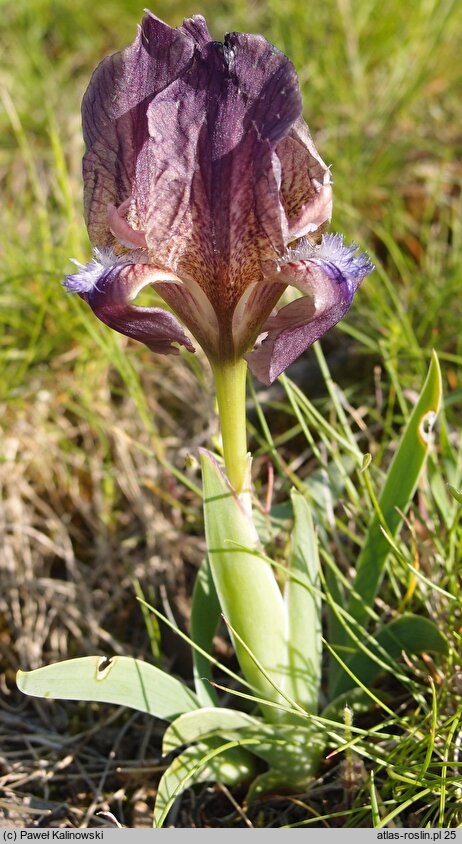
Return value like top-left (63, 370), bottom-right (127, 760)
top-left (211, 359), bottom-right (248, 493)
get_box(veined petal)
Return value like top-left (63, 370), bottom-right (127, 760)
top-left (231, 279), bottom-right (287, 357)
top-left (141, 31), bottom-right (303, 314)
top-left (246, 234), bottom-right (374, 384)
top-left (65, 253), bottom-right (195, 355)
top-left (276, 117), bottom-right (333, 239)
top-left (153, 277), bottom-right (220, 360)
top-left (82, 13), bottom-right (200, 245)
top-left (178, 14), bottom-right (212, 46)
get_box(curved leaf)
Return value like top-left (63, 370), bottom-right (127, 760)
top-left (321, 686), bottom-right (379, 723)
top-left (190, 558), bottom-right (220, 707)
top-left (283, 491), bottom-right (321, 714)
top-left (245, 768), bottom-right (300, 805)
top-left (162, 706), bottom-right (324, 785)
top-left (332, 613), bottom-right (449, 696)
top-left (17, 656), bottom-right (198, 720)
top-left (163, 707), bottom-right (261, 754)
top-left (153, 737), bottom-right (257, 827)
top-left (348, 351), bottom-right (442, 627)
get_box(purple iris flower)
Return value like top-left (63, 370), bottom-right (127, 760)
top-left (65, 11), bottom-right (373, 385)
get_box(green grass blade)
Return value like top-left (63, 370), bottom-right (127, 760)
top-left (132, 579), bottom-right (162, 668)
top-left (17, 656), bottom-right (199, 720)
top-left (369, 770), bottom-right (381, 827)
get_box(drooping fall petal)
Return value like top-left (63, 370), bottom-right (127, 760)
top-left (65, 251), bottom-right (194, 355)
top-left (246, 235), bottom-right (374, 385)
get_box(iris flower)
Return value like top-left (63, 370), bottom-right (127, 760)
top-left (65, 11), bottom-right (373, 386)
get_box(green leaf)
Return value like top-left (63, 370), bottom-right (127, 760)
top-left (163, 707), bottom-right (261, 754)
top-left (17, 656), bottom-right (199, 720)
top-left (245, 769), bottom-right (294, 806)
top-left (321, 686), bottom-right (379, 723)
top-left (348, 351), bottom-right (442, 627)
top-left (190, 558), bottom-right (220, 707)
top-left (283, 491), bottom-right (322, 715)
top-left (200, 450), bottom-right (286, 719)
top-left (332, 614), bottom-right (449, 696)
top-left (162, 707), bottom-right (324, 786)
top-left (153, 737), bottom-right (257, 827)
top-left (448, 484), bottom-right (462, 505)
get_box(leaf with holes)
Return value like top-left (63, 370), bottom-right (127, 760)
top-left (17, 655), bottom-right (199, 720)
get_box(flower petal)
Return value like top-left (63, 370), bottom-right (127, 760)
top-left (246, 235), bottom-right (374, 384)
top-left (81, 12), bottom-right (200, 245)
top-left (231, 279), bottom-right (287, 357)
top-left (66, 256), bottom-right (195, 355)
top-left (141, 31), bottom-right (303, 313)
top-left (179, 14), bottom-right (213, 46)
top-left (276, 116), bottom-right (333, 239)
top-left (153, 277), bottom-right (219, 359)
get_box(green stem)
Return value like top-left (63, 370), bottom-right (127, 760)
top-left (211, 358), bottom-right (248, 492)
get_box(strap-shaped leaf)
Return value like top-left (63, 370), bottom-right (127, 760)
top-left (163, 707), bottom-right (261, 754)
top-left (190, 558), bottom-right (220, 707)
top-left (332, 613), bottom-right (448, 697)
top-left (348, 351), bottom-right (442, 626)
top-left (17, 655), bottom-right (198, 720)
top-left (283, 491), bottom-right (322, 714)
top-left (162, 706), bottom-right (324, 785)
top-left (153, 737), bottom-right (257, 827)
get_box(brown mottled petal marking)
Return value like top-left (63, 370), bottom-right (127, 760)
top-left (276, 117), bottom-right (333, 240)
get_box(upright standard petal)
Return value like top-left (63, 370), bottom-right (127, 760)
top-left (276, 117), bottom-right (333, 240)
top-left (246, 235), bottom-right (374, 385)
top-left (81, 13), bottom-right (202, 245)
top-left (141, 33), bottom-right (303, 306)
top-left (78, 12), bottom-right (333, 364)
